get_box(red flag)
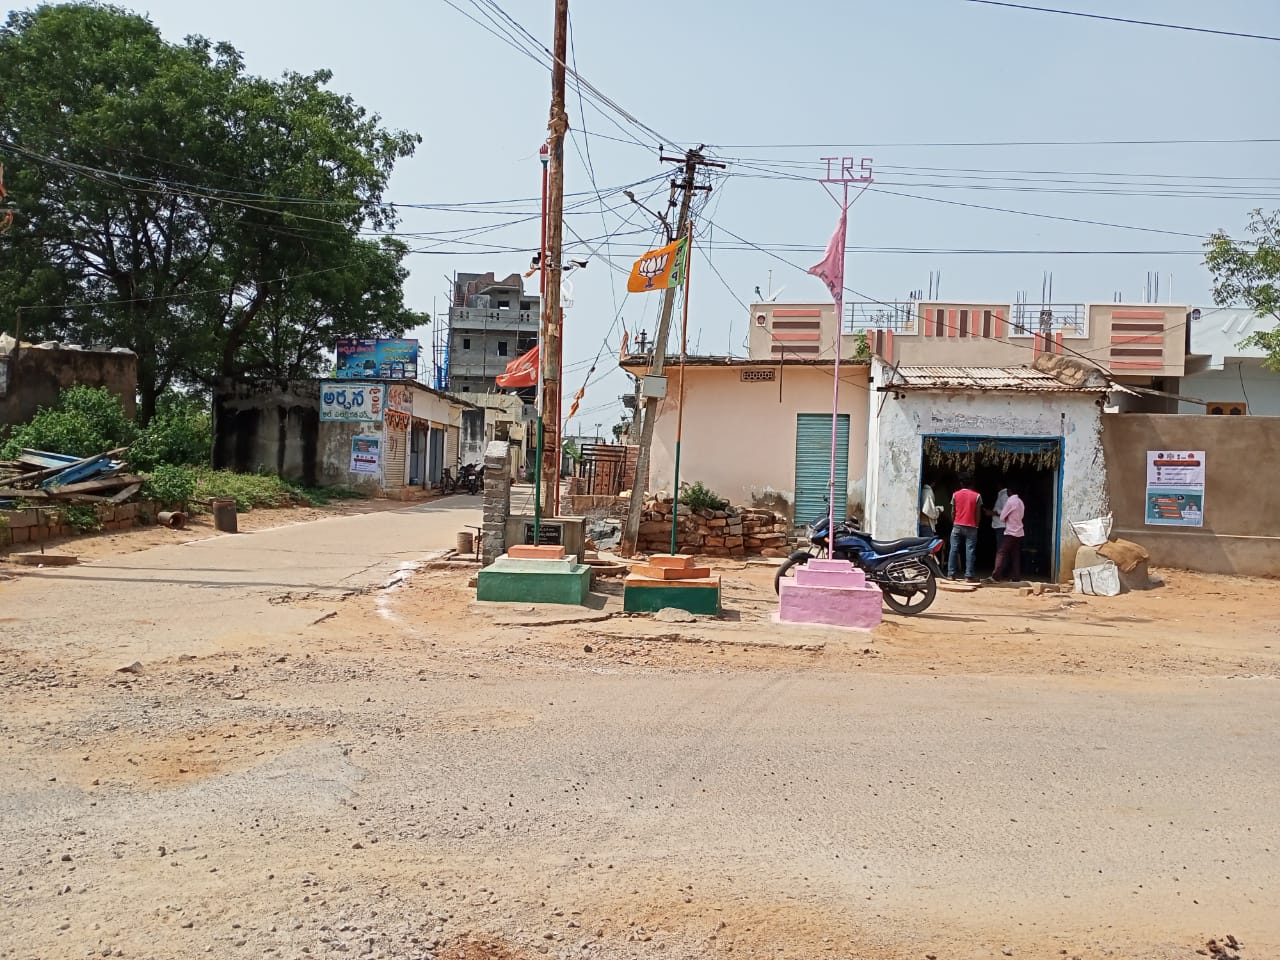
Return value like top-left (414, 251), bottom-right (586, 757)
top-left (495, 344), bottom-right (539, 388)
top-left (807, 207), bottom-right (847, 302)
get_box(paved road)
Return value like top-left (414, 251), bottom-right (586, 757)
top-left (0, 497), bottom-right (480, 668)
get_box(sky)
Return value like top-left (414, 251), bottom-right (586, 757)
top-left (125, 0), bottom-right (1280, 431)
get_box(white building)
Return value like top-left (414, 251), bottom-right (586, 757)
top-left (1179, 307), bottom-right (1280, 415)
top-left (864, 358), bottom-right (1111, 581)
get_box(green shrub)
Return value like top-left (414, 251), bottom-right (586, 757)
top-left (679, 480), bottom-right (729, 513)
top-left (0, 386), bottom-right (136, 459)
top-left (131, 393), bottom-right (211, 471)
top-left (192, 470), bottom-right (297, 511)
top-left (142, 464), bottom-right (197, 508)
top-left (294, 485), bottom-right (364, 506)
top-left (62, 504), bottom-right (101, 534)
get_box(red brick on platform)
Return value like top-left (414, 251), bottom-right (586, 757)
top-left (647, 554), bottom-right (695, 570)
top-left (630, 563), bottom-right (712, 580)
top-left (508, 544), bottom-right (567, 560)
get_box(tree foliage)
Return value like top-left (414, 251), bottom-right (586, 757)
top-left (0, 4), bottom-right (424, 419)
top-left (1205, 208), bottom-right (1280, 370)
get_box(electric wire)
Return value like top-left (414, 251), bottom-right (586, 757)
top-left (964, 1), bottom-right (1280, 43)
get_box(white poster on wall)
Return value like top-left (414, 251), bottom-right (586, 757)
top-left (349, 435), bottom-right (382, 475)
top-left (1145, 450), bottom-right (1205, 527)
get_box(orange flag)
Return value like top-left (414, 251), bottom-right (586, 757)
top-left (626, 237), bottom-right (687, 293)
top-left (495, 344), bottom-right (539, 388)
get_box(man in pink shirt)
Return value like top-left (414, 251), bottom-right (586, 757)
top-left (990, 482), bottom-right (1025, 582)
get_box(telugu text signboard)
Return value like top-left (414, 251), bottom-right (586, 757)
top-left (335, 338), bottom-right (419, 380)
top-left (320, 381), bottom-right (383, 423)
top-left (349, 435), bottom-right (382, 475)
top-left (1145, 450), bottom-right (1206, 527)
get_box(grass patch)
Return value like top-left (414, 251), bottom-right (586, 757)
top-left (293, 485), bottom-right (365, 506)
top-left (192, 470), bottom-right (298, 511)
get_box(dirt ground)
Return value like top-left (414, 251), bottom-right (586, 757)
top-left (2, 517), bottom-right (1277, 960)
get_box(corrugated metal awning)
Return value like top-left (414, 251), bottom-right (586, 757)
top-left (883, 365), bottom-right (1109, 393)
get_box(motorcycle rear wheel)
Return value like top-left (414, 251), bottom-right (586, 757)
top-left (880, 570), bottom-right (937, 616)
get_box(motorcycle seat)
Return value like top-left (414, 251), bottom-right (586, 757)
top-left (857, 535), bottom-right (937, 554)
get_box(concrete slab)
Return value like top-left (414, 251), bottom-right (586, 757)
top-left (629, 563), bottom-right (712, 580)
top-left (476, 563), bottom-right (591, 605)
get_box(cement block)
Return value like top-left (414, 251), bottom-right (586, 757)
top-left (778, 580), bottom-right (882, 630)
top-left (624, 580), bottom-right (721, 615)
top-left (476, 564), bottom-right (591, 605)
top-left (795, 562), bottom-right (869, 589)
top-left (490, 556), bottom-right (578, 574)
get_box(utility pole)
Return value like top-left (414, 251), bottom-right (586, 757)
top-left (620, 145), bottom-right (724, 557)
top-left (538, 0), bottom-right (570, 519)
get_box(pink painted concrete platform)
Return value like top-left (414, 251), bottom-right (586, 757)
top-left (777, 558), bottom-right (883, 630)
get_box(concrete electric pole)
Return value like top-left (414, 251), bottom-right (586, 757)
top-left (620, 146), bottom-right (723, 557)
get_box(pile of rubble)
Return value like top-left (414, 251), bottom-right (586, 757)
top-left (637, 494), bottom-right (793, 558)
top-left (0, 447), bottom-right (142, 506)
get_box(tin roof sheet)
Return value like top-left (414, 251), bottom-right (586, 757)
top-left (886, 365), bottom-right (1109, 392)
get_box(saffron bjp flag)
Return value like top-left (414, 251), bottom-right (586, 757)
top-left (626, 237), bottom-right (687, 293)
top-left (494, 343), bottom-right (539, 388)
top-left (807, 207), bottom-right (847, 302)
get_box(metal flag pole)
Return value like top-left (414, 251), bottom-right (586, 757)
top-left (827, 182), bottom-right (848, 551)
top-left (670, 219), bottom-right (694, 556)
top-left (533, 142), bottom-right (550, 543)
top-left (813, 157), bottom-right (873, 549)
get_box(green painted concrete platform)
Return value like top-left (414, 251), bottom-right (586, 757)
top-left (623, 576), bottom-right (721, 615)
top-left (476, 556), bottom-right (591, 605)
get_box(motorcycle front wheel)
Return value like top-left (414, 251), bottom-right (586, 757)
top-left (773, 549), bottom-right (820, 595)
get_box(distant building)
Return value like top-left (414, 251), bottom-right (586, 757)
top-left (445, 271), bottom-right (539, 402)
top-left (0, 336), bottom-right (137, 427)
top-left (1180, 307), bottom-right (1280, 415)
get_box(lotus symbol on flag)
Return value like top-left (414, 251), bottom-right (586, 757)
top-left (637, 251), bottom-right (670, 289)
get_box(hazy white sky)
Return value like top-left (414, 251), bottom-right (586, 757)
top-left (126, 0), bottom-right (1280, 427)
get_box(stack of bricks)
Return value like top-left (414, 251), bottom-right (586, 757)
top-left (480, 441), bottom-right (512, 565)
top-left (1, 501), bottom-right (153, 549)
top-left (637, 496), bottom-right (791, 558)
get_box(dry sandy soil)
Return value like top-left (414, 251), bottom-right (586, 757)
top-left (2, 510), bottom-right (1277, 960)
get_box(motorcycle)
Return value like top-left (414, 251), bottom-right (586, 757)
top-left (773, 514), bottom-right (945, 615)
top-left (458, 463), bottom-right (483, 495)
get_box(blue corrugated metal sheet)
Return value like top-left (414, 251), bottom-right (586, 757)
top-left (794, 413), bottom-right (850, 527)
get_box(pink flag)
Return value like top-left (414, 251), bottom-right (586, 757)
top-left (807, 207), bottom-right (847, 302)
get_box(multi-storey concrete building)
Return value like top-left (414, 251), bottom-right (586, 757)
top-left (445, 271), bottom-right (539, 400)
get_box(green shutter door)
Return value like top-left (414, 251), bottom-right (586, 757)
top-left (794, 413), bottom-right (850, 526)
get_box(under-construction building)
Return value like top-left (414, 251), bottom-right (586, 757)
top-left (440, 271), bottom-right (539, 402)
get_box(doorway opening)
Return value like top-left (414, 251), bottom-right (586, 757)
top-left (921, 435), bottom-right (1062, 580)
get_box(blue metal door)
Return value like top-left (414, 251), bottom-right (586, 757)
top-left (794, 413), bottom-right (850, 526)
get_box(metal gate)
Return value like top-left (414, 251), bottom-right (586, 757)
top-left (576, 444), bottom-right (632, 496)
top-left (794, 413), bottom-right (850, 526)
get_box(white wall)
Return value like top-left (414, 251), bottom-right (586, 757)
top-left (866, 359), bottom-right (1107, 578)
top-left (647, 364), bottom-right (871, 520)
top-left (1179, 360), bottom-right (1280, 416)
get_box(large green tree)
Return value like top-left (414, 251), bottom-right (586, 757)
top-left (0, 3), bottom-right (424, 420)
top-left (1205, 208), bottom-right (1280, 370)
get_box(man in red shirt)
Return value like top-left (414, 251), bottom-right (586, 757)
top-left (948, 475), bottom-right (983, 582)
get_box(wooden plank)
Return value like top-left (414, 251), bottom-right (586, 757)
top-left (109, 482), bottom-right (143, 504)
top-left (0, 488), bottom-right (48, 499)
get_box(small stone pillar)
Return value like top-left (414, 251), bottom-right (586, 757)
top-left (481, 440), bottom-right (511, 565)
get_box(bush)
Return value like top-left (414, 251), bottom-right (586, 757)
top-left (142, 464), bottom-right (197, 508)
top-left (130, 393), bottom-right (211, 471)
top-left (192, 470), bottom-right (298, 511)
top-left (679, 480), bottom-right (729, 513)
top-left (0, 386), bottom-right (136, 459)
top-left (62, 504), bottom-right (101, 534)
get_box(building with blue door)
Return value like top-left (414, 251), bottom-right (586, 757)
top-left (864, 359), bottom-right (1111, 581)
